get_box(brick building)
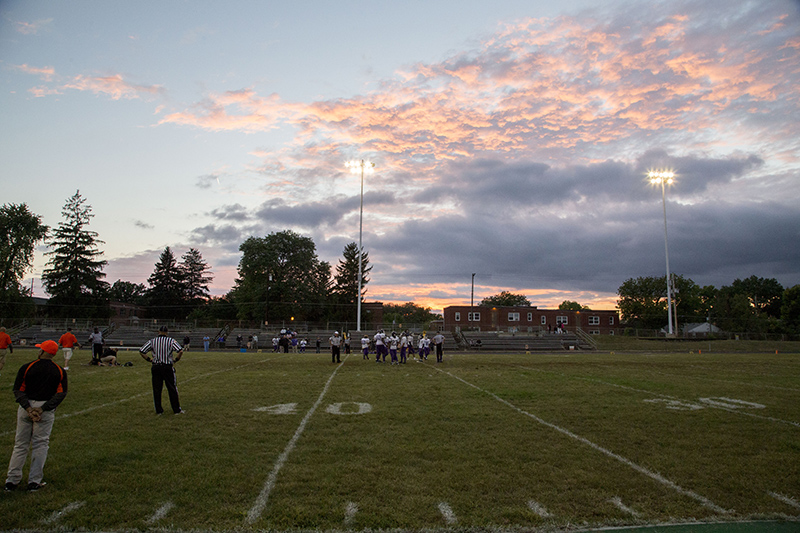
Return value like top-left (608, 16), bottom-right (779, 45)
top-left (443, 305), bottom-right (619, 335)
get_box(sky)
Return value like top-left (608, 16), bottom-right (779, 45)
top-left (2, 0), bottom-right (799, 314)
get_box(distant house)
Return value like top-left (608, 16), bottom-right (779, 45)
top-left (443, 305), bottom-right (619, 335)
top-left (682, 322), bottom-right (721, 337)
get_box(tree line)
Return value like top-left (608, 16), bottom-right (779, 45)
top-left (0, 193), bottom-right (440, 326)
top-left (617, 274), bottom-right (800, 334)
top-left (3, 194), bottom-right (797, 333)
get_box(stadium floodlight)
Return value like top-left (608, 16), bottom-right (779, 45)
top-left (649, 170), bottom-right (676, 336)
top-left (346, 159), bottom-right (375, 331)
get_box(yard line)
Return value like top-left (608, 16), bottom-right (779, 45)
top-left (0, 356), bottom-right (282, 438)
top-left (40, 501), bottom-right (85, 524)
top-left (609, 496), bottom-right (640, 517)
top-left (438, 502), bottom-right (458, 525)
top-left (433, 366), bottom-right (729, 515)
top-left (246, 356), bottom-right (348, 524)
top-left (527, 500), bottom-right (552, 518)
top-left (344, 501), bottom-right (359, 526)
top-left (146, 501), bottom-right (175, 524)
top-left (768, 491), bottom-right (800, 510)
top-left (520, 365), bottom-right (800, 429)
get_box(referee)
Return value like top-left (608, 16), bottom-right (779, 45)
top-left (139, 326), bottom-right (184, 415)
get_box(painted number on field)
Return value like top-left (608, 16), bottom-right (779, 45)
top-left (326, 402), bottom-right (373, 415)
top-left (252, 403), bottom-right (299, 414)
top-left (644, 397), bottom-right (766, 411)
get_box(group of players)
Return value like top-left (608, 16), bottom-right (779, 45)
top-left (357, 329), bottom-right (445, 364)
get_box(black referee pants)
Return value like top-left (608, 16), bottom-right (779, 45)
top-left (151, 364), bottom-right (181, 414)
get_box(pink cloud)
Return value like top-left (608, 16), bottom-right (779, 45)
top-left (62, 74), bottom-right (165, 100)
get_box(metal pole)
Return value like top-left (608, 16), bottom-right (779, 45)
top-left (357, 160), bottom-right (364, 332)
top-left (661, 180), bottom-right (674, 336)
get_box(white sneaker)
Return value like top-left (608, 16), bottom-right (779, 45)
top-left (64, 367), bottom-right (69, 370)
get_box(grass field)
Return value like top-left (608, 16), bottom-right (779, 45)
top-left (0, 345), bottom-right (799, 532)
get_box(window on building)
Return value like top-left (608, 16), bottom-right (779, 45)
top-left (609, 316), bottom-right (615, 325)
top-left (589, 316), bottom-right (600, 325)
top-left (527, 312), bottom-right (533, 321)
top-left (468, 312), bottom-right (481, 322)
top-left (541, 316), bottom-right (547, 325)
top-left (556, 316), bottom-right (568, 325)
top-left (455, 312), bottom-right (461, 322)
top-left (508, 312), bottom-right (520, 321)
top-left (589, 330), bottom-right (600, 335)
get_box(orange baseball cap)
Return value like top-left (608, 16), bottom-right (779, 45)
top-left (36, 340), bottom-right (59, 355)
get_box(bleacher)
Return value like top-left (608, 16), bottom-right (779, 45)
top-left (458, 330), bottom-right (591, 351)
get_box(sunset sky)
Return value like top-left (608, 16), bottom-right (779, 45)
top-left (2, 0), bottom-right (799, 314)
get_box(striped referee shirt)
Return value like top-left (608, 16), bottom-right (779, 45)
top-left (139, 334), bottom-right (183, 365)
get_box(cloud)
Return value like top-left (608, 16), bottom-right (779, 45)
top-left (14, 18), bottom-right (53, 35)
top-left (62, 74), bottom-right (166, 100)
top-left (134, 220), bottom-right (154, 230)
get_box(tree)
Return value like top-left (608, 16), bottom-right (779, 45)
top-left (780, 285), bottom-right (800, 334)
top-left (0, 203), bottom-right (49, 317)
top-left (383, 302), bottom-right (441, 328)
top-left (479, 291), bottom-right (531, 307)
top-left (109, 280), bottom-right (147, 305)
top-left (616, 276), bottom-right (668, 329)
top-left (331, 242), bottom-right (371, 322)
top-left (730, 276), bottom-right (783, 317)
top-left (559, 300), bottom-right (590, 311)
top-left (146, 247), bottom-right (185, 319)
top-left (42, 191), bottom-right (109, 318)
top-left (233, 230), bottom-right (331, 322)
top-left (180, 248), bottom-right (213, 305)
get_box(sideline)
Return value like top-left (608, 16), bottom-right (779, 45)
top-left (429, 363), bottom-right (728, 514)
top-left (246, 354), bottom-right (349, 524)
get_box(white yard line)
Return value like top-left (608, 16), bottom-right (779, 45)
top-left (527, 499), bottom-right (552, 518)
top-left (146, 501), bottom-right (175, 524)
top-left (246, 357), bottom-right (348, 524)
top-left (609, 496), bottom-right (640, 516)
top-left (438, 502), bottom-right (458, 525)
top-left (344, 501), bottom-right (359, 526)
top-left (433, 365), bottom-right (728, 515)
top-left (40, 501), bottom-right (85, 524)
top-left (768, 491), bottom-right (800, 510)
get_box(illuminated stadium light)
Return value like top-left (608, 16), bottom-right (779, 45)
top-left (648, 170), bottom-right (677, 336)
top-left (346, 159), bottom-right (376, 332)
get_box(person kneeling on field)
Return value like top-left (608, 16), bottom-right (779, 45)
top-left (99, 347), bottom-right (120, 366)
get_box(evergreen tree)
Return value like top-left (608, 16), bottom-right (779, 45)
top-left (42, 191), bottom-right (109, 318)
top-left (332, 242), bottom-right (371, 322)
top-left (146, 246), bottom-right (185, 319)
top-left (180, 248), bottom-right (213, 305)
top-left (0, 203), bottom-right (49, 317)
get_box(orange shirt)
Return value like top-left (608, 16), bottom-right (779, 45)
top-left (0, 331), bottom-right (11, 349)
top-left (59, 332), bottom-right (78, 348)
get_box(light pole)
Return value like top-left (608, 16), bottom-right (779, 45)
top-left (649, 170), bottom-right (675, 336)
top-left (346, 159), bottom-right (375, 331)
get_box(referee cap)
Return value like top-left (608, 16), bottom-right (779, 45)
top-left (36, 340), bottom-right (59, 355)
top-left (159, 325), bottom-right (169, 333)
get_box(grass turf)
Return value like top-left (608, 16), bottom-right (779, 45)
top-left (0, 346), bottom-right (798, 532)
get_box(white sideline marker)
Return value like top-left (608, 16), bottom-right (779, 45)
top-left (41, 501), bottom-right (85, 524)
top-left (768, 491), bottom-right (800, 510)
top-left (246, 358), bottom-right (347, 524)
top-left (609, 496), bottom-right (640, 517)
top-left (435, 367), bottom-right (728, 515)
top-left (527, 500), bottom-right (552, 518)
top-left (438, 502), bottom-right (458, 525)
top-left (344, 501), bottom-right (359, 526)
top-left (146, 501), bottom-right (175, 524)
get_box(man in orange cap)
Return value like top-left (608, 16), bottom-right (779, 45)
top-left (4, 340), bottom-right (68, 492)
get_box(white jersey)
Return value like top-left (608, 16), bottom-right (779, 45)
top-left (400, 334), bottom-right (408, 347)
top-left (361, 337), bottom-right (370, 349)
top-left (388, 335), bottom-right (399, 349)
top-left (329, 335), bottom-right (343, 347)
top-left (419, 337), bottom-right (426, 349)
top-left (424, 337), bottom-right (431, 348)
top-left (374, 332), bottom-right (385, 345)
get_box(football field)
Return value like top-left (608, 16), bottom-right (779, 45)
top-left (1, 347), bottom-right (799, 532)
